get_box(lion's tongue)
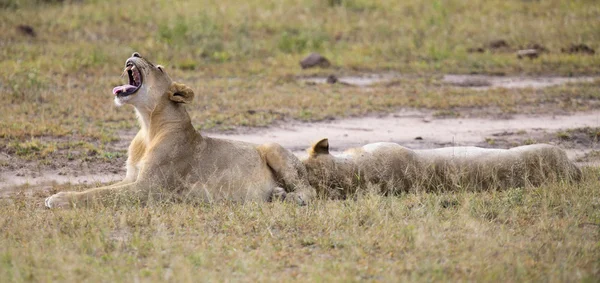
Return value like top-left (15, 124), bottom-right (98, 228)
top-left (112, 84), bottom-right (137, 95)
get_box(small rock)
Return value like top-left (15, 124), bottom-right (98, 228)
top-left (326, 75), bottom-right (338, 84)
top-left (422, 116), bottom-right (432, 123)
top-left (467, 47), bottom-right (485, 53)
top-left (334, 32), bottom-right (343, 41)
top-left (414, 136), bottom-right (423, 140)
top-left (247, 109), bottom-right (257, 115)
top-left (516, 49), bottom-right (539, 59)
top-left (451, 78), bottom-right (492, 88)
top-left (16, 25), bottom-right (36, 37)
top-left (561, 44), bottom-right (595, 55)
top-left (300, 53), bottom-right (331, 69)
top-left (488, 39), bottom-right (509, 50)
top-left (524, 43), bottom-right (548, 53)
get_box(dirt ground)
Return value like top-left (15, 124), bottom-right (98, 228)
top-left (209, 109), bottom-right (600, 159)
top-left (1, 74), bottom-right (599, 194)
top-left (302, 74), bottom-right (596, 89)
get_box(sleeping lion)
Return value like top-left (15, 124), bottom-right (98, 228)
top-left (302, 138), bottom-right (582, 198)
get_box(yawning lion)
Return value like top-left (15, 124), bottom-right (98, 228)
top-left (45, 53), bottom-right (315, 208)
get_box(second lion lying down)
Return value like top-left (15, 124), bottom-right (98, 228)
top-left (303, 138), bottom-right (582, 198)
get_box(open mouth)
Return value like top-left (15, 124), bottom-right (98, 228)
top-left (112, 61), bottom-right (143, 97)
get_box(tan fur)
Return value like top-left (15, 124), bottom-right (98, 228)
top-left (45, 53), bottom-right (314, 208)
top-left (303, 139), bottom-right (423, 198)
top-left (303, 138), bottom-right (582, 198)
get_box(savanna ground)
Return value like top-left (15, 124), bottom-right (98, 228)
top-left (1, 0), bottom-right (600, 281)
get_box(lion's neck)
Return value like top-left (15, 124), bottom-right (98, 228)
top-left (135, 104), bottom-right (199, 144)
top-left (135, 108), bottom-right (152, 138)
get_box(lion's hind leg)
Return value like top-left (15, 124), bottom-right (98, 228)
top-left (257, 143), bottom-right (316, 205)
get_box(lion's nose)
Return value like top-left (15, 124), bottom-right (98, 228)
top-left (132, 52), bottom-right (141, 58)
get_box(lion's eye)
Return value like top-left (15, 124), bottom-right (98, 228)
top-left (157, 65), bottom-right (164, 73)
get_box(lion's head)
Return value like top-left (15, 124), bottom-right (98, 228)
top-left (302, 138), bottom-right (341, 193)
top-left (112, 52), bottom-right (194, 109)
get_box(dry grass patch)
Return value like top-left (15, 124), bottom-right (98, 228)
top-left (1, 168), bottom-right (599, 281)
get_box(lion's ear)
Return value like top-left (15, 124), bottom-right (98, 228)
top-left (309, 138), bottom-right (329, 156)
top-left (168, 82), bottom-right (195, 104)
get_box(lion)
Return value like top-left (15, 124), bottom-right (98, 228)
top-left (45, 52), bottom-right (315, 208)
top-left (302, 139), bottom-right (423, 198)
top-left (302, 138), bottom-right (582, 198)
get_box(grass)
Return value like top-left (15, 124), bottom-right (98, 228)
top-left (1, 168), bottom-right (599, 281)
top-left (1, 1), bottom-right (599, 280)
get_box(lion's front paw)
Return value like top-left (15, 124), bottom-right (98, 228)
top-left (45, 192), bottom-right (77, 209)
top-left (284, 192), bottom-right (306, 206)
top-left (269, 187), bottom-right (287, 202)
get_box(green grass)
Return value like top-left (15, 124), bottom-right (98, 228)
top-left (3, 0), bottom-right (600, 74)
top-left (1, 168), bottom-right (599, 281)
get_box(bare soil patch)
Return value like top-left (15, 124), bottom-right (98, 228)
top-left (302, 74), bottom-right (597, 89)
top-left (0, 132), bottom-right (130, 194)
top-left (302, 73), bottom-right (400, 87)
top-left (442, 75), bottom-right (596, 90)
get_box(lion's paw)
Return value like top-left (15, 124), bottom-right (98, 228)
top-left (285, 192), bottom-right (306, 206)
top-left (270, 187), bottom-right (287, 202)
top-left (45, 192), bottom-right (76, 209)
